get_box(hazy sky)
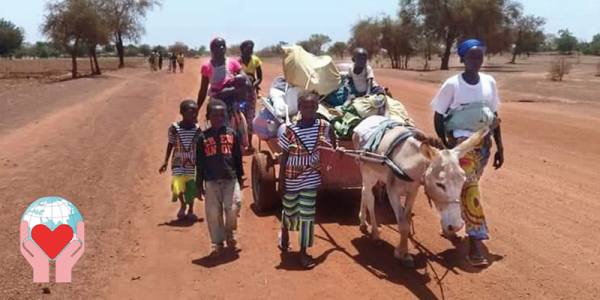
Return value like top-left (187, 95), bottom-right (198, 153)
top-left (3, 0), bottom-right (599, 48)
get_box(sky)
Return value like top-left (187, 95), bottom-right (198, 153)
top-left (2, 0), bottom-right (599, 48)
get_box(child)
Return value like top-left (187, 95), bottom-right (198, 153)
top-left (431, 38), bottom-right (504, 267)
top-left (238, 40), bottom-right (263, 153)
top-left (349, 48), bottom-right (385, 97)
top-left (159, 100), bottom-right (202, 220)
top-left (197, 37), bottom-right (251, 149)
top-left (278, 91), bottom-right (335, 269)
top-left (196, 99), bottom-right (244, 257)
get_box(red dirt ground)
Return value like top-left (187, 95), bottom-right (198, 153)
top-left (0, 59), bottom-right (599, 299)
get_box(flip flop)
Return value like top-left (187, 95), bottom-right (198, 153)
top-left (278, 232), bottom-right (290, 253)
top-left (467, 254), bottom-right (489, 267)
top-left (227, 239), bottom-right (238, 249)
top-left (277, 240), bottom-right (290, 252)
top-left (299, 254), bottom-right (316, 269)
top-left (186, 213), bottom-right (198, 222)
top-left (177, 208), bottom-right (186, 220)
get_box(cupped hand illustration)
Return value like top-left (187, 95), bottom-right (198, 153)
top-left (55, 221), bottom-right (85, 283)
top-left (19, 221), bottom-right (49, 283)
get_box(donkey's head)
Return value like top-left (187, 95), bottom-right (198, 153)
top-left (420, 129), bottom-right (487, 235)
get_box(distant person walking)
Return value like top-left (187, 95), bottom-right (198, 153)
top-left (170, 52), bottom-right (178, 73)
top-left (177, 53), bottom-right (185, 73)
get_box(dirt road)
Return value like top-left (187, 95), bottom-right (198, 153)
top-left (1, 60), bottom-right (599, 299)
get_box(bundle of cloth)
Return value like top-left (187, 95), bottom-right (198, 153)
top-left (253, 45), bottom-right (413, 141)
top-left (321, 94), bottom-right (415, 140)
top-left (254, 45), bottom-right (343, 140)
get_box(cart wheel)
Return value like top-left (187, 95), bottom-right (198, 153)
top-left (251, 151), bottom-right (277, 212)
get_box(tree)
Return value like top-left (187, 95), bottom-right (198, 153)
top-left (541, 33), bottom-right (557, 51)
top-left (587, 34), bottom-right (600, 56)
top-left (328, 41), bottom-right (347, 59)
top-left (419, 0), bottom-right (513, 70)
top-left (43, 0), bottom-right (107, 78)
top-left (82, 0), bottom-right (111, 75)
top-left (139, 44), bottom-right (151, 56)
top-left (169, 42), bottom-right (189, 55)
top-left (555, 29), bottom-right (578, 54)
top-left (257, 41), bottom-right (287, 57)
top-left (380, 15), bottom-right (417, 69)
top-left (31, 41), bottom-right (62, 58)
top-left (0, 18), bottom-right (24, 56)
top-left (152, 45), bottom-right (166, 55)
top-left (103, 43), bottom-right (115, 53)
top-left (577, 36), bottom-right (600, 56)
top-left (298, 34), bottom-right (331, 55)
top-left (227, 43), bottom-right (241, 56)
top-left (124, 44), bottom-right (139, 56)
top-left (197, 45), bottom-right (208, 56)
top-left (14, 43), bottom-right (34, 58)
top-left (101, 0), bottom-right (160, 68)
top-left (349, 18), bottom-right (381, 58)
top-left (510, 15), bottom-right (545, 63)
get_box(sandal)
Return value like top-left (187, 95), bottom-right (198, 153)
top-left (209, 244), bottom-right (224, 259)
top-left (177, 208), bottom-right (186, 220)
top-left (278, 231), bottom-right (290, 252)
top-left (186, 213), bottom-right (198, 222)
top-left (299, 254), bottom-right (316, 269)
top-left (467, 254), bottom-right (489, 267)
top-left (227, 239), bottom-right (238, 249)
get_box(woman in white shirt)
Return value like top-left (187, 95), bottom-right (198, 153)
top-left (430, 39), bottom-right (504, 267)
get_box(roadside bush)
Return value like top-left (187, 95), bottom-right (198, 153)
top-left (548, 57), bottom-right (572, 81)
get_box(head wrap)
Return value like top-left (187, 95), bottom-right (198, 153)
top-left (457, 39), bottom-right (485, 58)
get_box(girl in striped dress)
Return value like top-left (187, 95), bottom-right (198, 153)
top-left (159, 100), bottom-right (202, 221)
top-left (278, 91), bottom-right (335, 269)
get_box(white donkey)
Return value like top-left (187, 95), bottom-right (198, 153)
top-left (352, 126), bottom-right (486, 267)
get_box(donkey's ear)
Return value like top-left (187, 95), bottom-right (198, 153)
top-left (453, 128), bottom-right (488, 158)
top-left (420, 143), bottom-right (439, 161)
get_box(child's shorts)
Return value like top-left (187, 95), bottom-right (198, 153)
top-left (171, 175), bottom-right (197, 204)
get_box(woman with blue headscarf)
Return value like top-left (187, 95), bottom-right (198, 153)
top-left (430, 38), bottom-right (505, 267)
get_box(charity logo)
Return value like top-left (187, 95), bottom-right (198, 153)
top-left (19, 196), bottom-right (85, 283)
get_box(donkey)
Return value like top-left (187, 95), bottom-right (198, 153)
top-left (353, 126), bottom-right (486, 267)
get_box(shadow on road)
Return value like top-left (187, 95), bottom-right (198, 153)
top-left (157, 217), bottom-right (203, 228)
top-left (192, 248), bottom-right (242, 268)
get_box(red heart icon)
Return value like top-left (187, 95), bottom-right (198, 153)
top-left (31, 224), bottom-right (73, 259)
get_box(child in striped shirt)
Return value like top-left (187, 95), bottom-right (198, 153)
top-left (278, 91), bottom-right (335, 269)
top-left (159, 100), bottom-right (202, 221)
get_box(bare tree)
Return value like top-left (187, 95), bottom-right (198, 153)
top-left (349, 18), bottom-right (381, 59)
top-left (419, 0), bottom-right (515, 70)
top-left (510, 15), bottom-right (545, 63)
top-left (43, 0), bottom-right (106, 78)
top-left (298, 34), bottom-right (331, 55)
top-left (328, 41), bottom-right (348, 59)
top-left (169, 42), bottom-right (189, 55)
top-left (101, 0), bottom-right (160, 68)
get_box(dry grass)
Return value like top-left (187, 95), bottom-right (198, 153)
top-left (0, 57), bottom-right (146, 79)
top-left (365, 53), bottom-right (600, 105)
top-left (548, 57), bottom-right (573, 81)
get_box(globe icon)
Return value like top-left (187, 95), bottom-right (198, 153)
top-left (21, 196), bottom-right (83, 241)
